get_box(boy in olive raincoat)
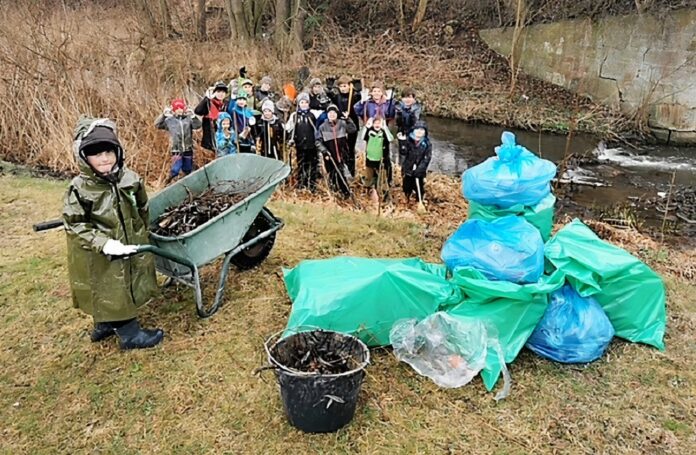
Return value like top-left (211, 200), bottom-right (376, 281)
top-left (63, 117), bottom-right (163, 350)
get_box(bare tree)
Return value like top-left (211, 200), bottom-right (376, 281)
top-left (275, 0), bottom-right (290, 48)
top-left (159, 0), bottom-right (174, 37)
top-left (197, 0), bottom-right (207, 40)
top-left (411, 0), bottom-right (429, 32)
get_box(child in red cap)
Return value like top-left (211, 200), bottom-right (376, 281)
top-left (155, 98), bottom-right (202, 183)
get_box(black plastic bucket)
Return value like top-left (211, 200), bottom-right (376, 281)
top-left (266, 329), bottom-right (370, 433)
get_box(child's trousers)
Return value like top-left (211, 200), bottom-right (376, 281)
top-left (170, 151), bottom-right (193, 177)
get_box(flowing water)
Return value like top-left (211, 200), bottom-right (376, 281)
top-left (424, 118), bottom-right (696, 240)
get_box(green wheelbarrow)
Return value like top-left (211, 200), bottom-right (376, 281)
top-left (34, 154), bottom-right (290, 318)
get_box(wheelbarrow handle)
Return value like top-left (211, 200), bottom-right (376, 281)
top-left (33, 219), bottom-right (64, 232)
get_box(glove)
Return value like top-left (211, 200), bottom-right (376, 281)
top-left (102, 239), bottom-right (137, 256)
top-left (360, 89), bottom-right (369, 103)
top-left (205, 87), bottom-right (214, 99)
top-left (248, 116), bottom-right (256, 126)
top-left (365, 117), bottom-right (373, 129)
top-left (351, 79), bottom-right (363, 92)
top-left (239, 66), bottom-right (247, 78)
top-left (163, 107), bottom-right (173, 118)
top-left (385, 88), bottom-right (394, 100)
top-left (397, 132), bottom-right (406, 141)
top-left (325, 76), bottom-right (336, 88)
top-left (287, 139), bottom-right (295, 147)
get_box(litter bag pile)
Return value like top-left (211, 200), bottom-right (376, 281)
top-left (526, 283), bottom-right (615, 363)
top-left (441, 216), bottom-right (545, 284)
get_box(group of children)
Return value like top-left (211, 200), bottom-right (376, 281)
top-left (62, 74), bottom-right (434, 350)
top-left (156, 73), bottom-right (433, 205)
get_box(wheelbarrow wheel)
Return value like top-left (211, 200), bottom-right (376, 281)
top-left (230, 208), bottom-right (276, 270)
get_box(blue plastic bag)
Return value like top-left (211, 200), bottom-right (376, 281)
top-left (526, 283), bottom-right (615, 363)
top-left (462, 131), bottom-right (557, 208)
top-left (441, 216), bottom-right (544, 284)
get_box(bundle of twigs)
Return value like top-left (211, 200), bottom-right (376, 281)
top-left (152, 178), bottom-right (265, 237)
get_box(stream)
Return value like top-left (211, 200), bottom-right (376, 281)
top-left (424, 118), bottom-right (696, 242)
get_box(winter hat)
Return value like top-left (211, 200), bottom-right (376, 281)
top-left (213, 81), bottom-right (229, 93)
top-left (326, 104), bottom-right (340, 115)
top-left (337, 75), bottom-right (351, 86)
top-left (309, 77), bottom-right (322, 87)
top-left (276, 96), bottom-right (292, 113)
top-left (296, 92), bottom-right (310, 104)
top-left (260, 76), bottom-right (272, 86)
top-left (261, 99), bottom-right (275, 112)
top-left (413, 120), bottom-right (428, 131)
top-left (236, 90), bottom-right (249, 100)
top-left (241, 78), bottom-right (254, 87)
top-left (171, 98), bottom-right (186, 111)
top-left (79, 126), bottom-right (121, 156)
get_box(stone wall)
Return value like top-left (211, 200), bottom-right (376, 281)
top-left (480, 9), bottom-right (696, 144)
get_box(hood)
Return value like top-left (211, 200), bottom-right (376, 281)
top-left (73, 118), bottom-right (124, 182)
top-left (216, 112), bottom-right (232, 130)
top-left (409, 120), bottom-right (429, 142)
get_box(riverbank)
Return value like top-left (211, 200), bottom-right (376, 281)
top-left (0, 3), bottom-right (634, 182)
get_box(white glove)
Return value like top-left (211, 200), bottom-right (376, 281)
top-left (164, 107), bottom-right (173, 118)
top-left (385, 89), bottom-right (393, 99)
top-left (397, 132), bottom-right (406, 141)
top-left (360, 89), bottom-right (369, 103)
top-left (103, 239), bottom-right (138, 256)
top-left (365, 117), bottom-right (374, 128)
top-left (248, 116), bottom-right (256, 126)
top-left (205, 87), bottom-right (214, 99)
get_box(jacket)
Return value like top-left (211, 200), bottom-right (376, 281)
top-left (155, 111), bottom-right (202, 154)
top-left (194, 96), bottom-right (228, 151)
top-left (227, 103), bottom-right (256, 146)
top-left (395, 101), bottom-right (423, 135)
top-left (63, 119), bottom-right (158, 323)
top-left (254, 115), bottom-right (285, 159)
top-left (363, 126), bottom-right (392, 164)
top-left (399, 130), bottom-right (432, 178)
top-left (315, 118), bottom-right (357, 162)
top-left (286, 109), bottom-right (317, 149)
top-left (328, 90), bottom-right (360, 126)
top-left (354, 97), bottom-right (396, 123)
top-left (215, 112), bottom-right (238, 156)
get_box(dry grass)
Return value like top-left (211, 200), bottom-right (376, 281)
top-left (1, 168), bottom-right (695, 453)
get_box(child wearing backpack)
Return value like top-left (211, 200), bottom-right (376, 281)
top-left (64, 117), bottom-right (163, 350)
top-left (155, 99), bottom-right (202, 183)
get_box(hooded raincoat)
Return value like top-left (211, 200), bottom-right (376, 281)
top-left (62, 118), bottom-right (158, 323)
top-left (215, 112), bottom-right (238, 156)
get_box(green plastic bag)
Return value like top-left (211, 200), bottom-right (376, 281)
top-left (448, 267), bottom-right (566, 391)
top-left (468, 193), bottom-right (556, 241)
top-left (544, 219), bottom-right (666, 350)
top-left (283, 257), bottom-right (463, 346)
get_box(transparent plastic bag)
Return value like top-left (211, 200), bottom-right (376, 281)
top-left (463, 131), bottom-right (557, 208)
top-left (390, 312), bottom-right (511, 399)
top-left (441, 216), bottom-right (544, 284)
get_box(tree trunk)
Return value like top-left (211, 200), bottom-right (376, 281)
top-left (159, 0), bottom-right (173, 37)
top-left (225, 0), bottom-right (237, 39)
top-left (275, 0), bottom-right (290, 50)
top-left (133, 0), bottom-right (159, 37)
top-left (230, 0), bottom-right (250, 40)
top-left (411, 0), bottom-right (428, 32)
top-left (290, 0), bottom-right (305, 52)
top-left (508, 0), bottom-right (527, 99)
top-left (196, 0), bottom-right (207, 40)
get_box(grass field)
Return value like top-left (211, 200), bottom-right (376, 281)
top-left (1, 171), bottom-right (694, 454)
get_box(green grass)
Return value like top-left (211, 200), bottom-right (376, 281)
top-left (1, 172), bottom-right (695, 454)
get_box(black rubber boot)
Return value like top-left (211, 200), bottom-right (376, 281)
top-left (114, 319), bottom-right (164, 350)
top-left (90, 322), bottom-right (115, 342)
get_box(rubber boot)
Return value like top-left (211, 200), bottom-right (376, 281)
top-left (114, 319), bottom-right (164, 350)
top-left (90, 322), bottom-right (115, 342)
